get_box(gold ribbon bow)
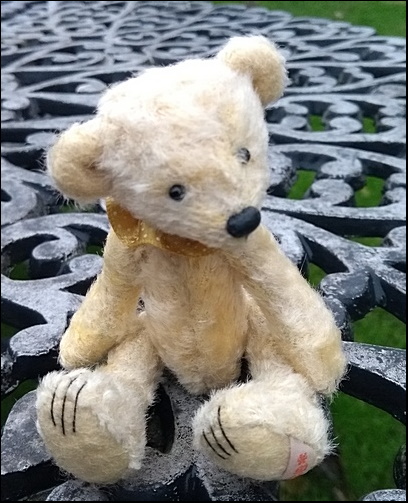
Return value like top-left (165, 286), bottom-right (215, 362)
top-left (106, 197), bottom-right (214, 257)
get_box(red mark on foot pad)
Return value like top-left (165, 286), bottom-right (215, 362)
top-left (294, 452), bottom-right (309, 476)
top-left (280, 438), bottom-right (317, 480)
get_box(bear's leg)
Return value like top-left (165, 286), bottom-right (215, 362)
top-left (59, 231), bottom-right (144, 369)
top-left (36, 332), bottom-right (162, 484)
top-left (193, 307), bottom-right (332, 481)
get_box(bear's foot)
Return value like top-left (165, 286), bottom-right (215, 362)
top-left (193, 379), bottom-right (331, 480)
top-left (36, 369), bottom-right (146, 484)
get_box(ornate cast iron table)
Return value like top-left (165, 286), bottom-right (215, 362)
top-left (1, 1), bottom-right (406, 501)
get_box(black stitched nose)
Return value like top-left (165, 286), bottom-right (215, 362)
top-left (226, 207), bottom-right (261, 238)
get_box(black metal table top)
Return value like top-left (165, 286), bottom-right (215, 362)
top-left (1, 1), bottom-right (406, 501)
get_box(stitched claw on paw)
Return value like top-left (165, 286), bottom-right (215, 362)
top-left (194, 398), bottom-right (293, 480)
top-left (193, 384), bottom-right (329, 481)
top-left (36, 369), bottom-right (130, 484)
top-left (202, 406), bottom-right (239, 460)
top-left (49, 372), bottom-right (87, 435)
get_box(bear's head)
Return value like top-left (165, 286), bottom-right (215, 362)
top-left (48, 36), bottom-right (287, 248)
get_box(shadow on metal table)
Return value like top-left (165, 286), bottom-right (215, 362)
top-left (1, 1), bottom-right (406, 501)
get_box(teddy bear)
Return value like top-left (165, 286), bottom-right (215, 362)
top-left (36, 35), bottom-right (347, 485)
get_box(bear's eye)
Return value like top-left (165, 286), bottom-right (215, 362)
top-left (168, 184), bottom-right (186, 201)
top-left (237, 148), bottom-right (251, 164)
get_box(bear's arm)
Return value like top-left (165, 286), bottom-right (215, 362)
top-left (59, 230), bottom-right (145, 369)
top-left (223, 224), bottom-right (347, 395)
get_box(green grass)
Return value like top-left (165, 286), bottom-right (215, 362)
top-left (1, 322), bottom-right (19, 338)
top-left (285, 155), bottom-right (405, 500)
top-left (348, 236), bottom-right (383, 247)
top-left (1, 380), bottom-right (39, 427)
top-left (330, 395), bottom-right (406, 499)
top-left (288, 170), bottom-right (317, 199)
top-left (86, 244), bottom-right (103, 255)
top-left (334, 308), bottom-right (405, 499)
top-left (281, 268), bottom-right (406, 501)
top-left (354, 176), bottom-right (385, 208)
top-left (292, 259), bottom-right (406, 501)
top-left (310, 114), bottom-right (325, 132)
top-left (353, 307), bottom-right (406, 349)
top-left (213, 1), bottom-right (406, 37)
top-left (58, 201), bottom-right (99, 213)
top-left (9, 259), bottom-right (30, 280)
top-left (308, 263), bottom-right (327, 287)
top-left (281, 391), bottom-right (406, 501)
top-left (362, 117), bottom-right (377, 134)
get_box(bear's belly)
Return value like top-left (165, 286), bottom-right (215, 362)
top-left (140, 250), bottom-right (249, 394)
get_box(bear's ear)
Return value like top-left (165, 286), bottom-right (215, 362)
top-left (47, 118), bottom-right (112, 202)
top-left (217, 35), bottom-right (288, 106)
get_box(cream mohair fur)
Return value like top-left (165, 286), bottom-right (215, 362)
top-left (36, 36), bottom-right (346, 484)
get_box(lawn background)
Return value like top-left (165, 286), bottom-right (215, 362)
top-left (215, 1), bottom-right (406, 37)
top-left (214, 1), bottom-right (406, 501)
